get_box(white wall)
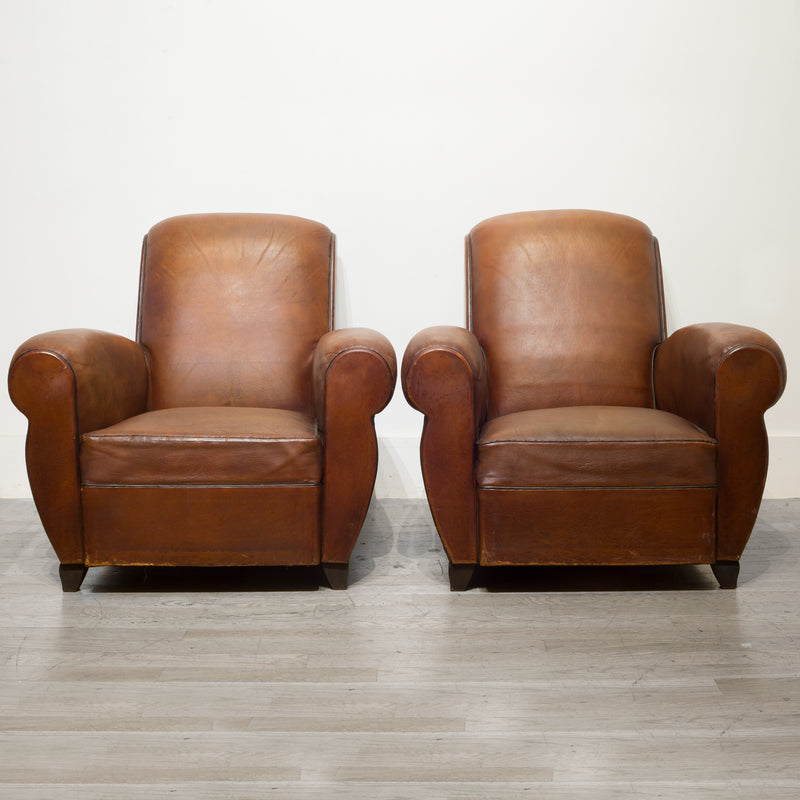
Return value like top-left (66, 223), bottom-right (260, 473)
top-left (1, 0), bottom-right (798, 499)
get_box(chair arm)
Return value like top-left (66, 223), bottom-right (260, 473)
top-left (313, 328), bottom-right (396, 427)
top-left (312, 328), bottom-right (397, 564)
top-left (653, 322), bottom-right (786, 561)
top-left (653, 322), bottom-right (785, 435)
top-left (402, 325), bottom-right (488, 432)
top-left (8, 329), bottom-right (148, 564)
top-left (401, 326), bottom-right (488, 565)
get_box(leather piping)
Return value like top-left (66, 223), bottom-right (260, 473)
top-left (328, 232), bottom-right (336, 331)
top-left (479, 484), bottom-right (716, 491)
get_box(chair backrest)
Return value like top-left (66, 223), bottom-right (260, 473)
top-left (138, 213), bottom-right (334, 414)
top-left (468, 210), bottom-right (666, 419)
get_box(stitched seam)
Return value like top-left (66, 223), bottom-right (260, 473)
top-left (478, 484), bottom-right (716, 491)
top-left (478, 438), bottom-right (716, 445)
top-left (82, 482), bottom-right (322, 488)
top-left (324, 344), bottom-right (394, 380)
top-left (84, 435), bottom-right (318, 443)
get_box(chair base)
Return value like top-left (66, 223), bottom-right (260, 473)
top-left (60, 562), bottom-right (346, 591)
top-left (322, 563), bottom-right (349, 590)
top-left (711, 560), bottom-right (740, 589)
top-left (448, 560), bottom-right (743, 590)
top-left (449, 563), bottom-right (477, 591)
top-left (59, 564), bottom-right (88, 592)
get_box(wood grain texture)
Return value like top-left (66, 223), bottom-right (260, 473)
top-left (1, 497), bottom-right (799, 798)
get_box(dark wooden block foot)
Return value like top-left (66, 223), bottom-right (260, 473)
top-left (449, 563), bottom-right (477, 591)
top-left (59, 564), bottom-right (88, 592)
top-left (322, 563), bottom-right (349, 590)
top-left (711, 560), bottom-right (740, 589)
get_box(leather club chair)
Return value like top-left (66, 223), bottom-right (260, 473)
top-left (9, 213), bottom-right (396, 591)
top-left (402, 210), bottom-right (786, 590)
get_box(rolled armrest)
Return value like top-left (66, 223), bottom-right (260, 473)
top-left (313, 328), bottom-right (397, 564)
top-left (653, 322), bottom-right (785, 435)
top-left (402, 325), bottom-right (488, 434)
top-left (313, 327), bottom-right (396, 427)
top-left (401, 326), bottom-right (488, 564)
top-left (653, 322), bottom-right (786, 561)
top-left (9, 328), bottom-right (149, 434)
top-left (8, 329), bottom-right (148, 564)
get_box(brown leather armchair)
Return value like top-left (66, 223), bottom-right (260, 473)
top-left (402, 210), bottom-right (786, 590)
top-left (9, 213), bottom-right (396, 591)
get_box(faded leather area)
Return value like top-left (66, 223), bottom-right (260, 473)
top-left (477, 405), bottom-right (716, 488)
top-left (81, 406), bottom-right (321, 486)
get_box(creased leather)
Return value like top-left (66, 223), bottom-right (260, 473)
top-left (468, 210), bottom-right (665, 417)
top-left (139, 213), bottom-right (333, 414)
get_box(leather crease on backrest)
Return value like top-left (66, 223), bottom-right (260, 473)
top-left (468, 210), bottom-right (666, 419)
top-left (136, 213), bottom-right (333, 414)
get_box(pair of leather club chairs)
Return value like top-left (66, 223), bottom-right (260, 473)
top-left (8, 211), bottom-right (786, 592)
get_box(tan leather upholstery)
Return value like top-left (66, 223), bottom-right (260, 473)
top-left (469, 210), bottom-right (665, 416)
top-left (9, 213), bottom-right (396, 590)
top-left (403, 210), bottom-right (786, 589)
top-left (140, 214), bottom-right (333, 413)
top-left (80, 407), bottom-right (322, 486)
top-left (477, 406), bottom-right (716, 488)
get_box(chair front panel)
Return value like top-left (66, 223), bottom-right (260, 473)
top-left (83, 485), bottom-right (321, 566)
top-left (478, 486), bottom-right (716, 566)
top-left (468, 210), bottom-right (666, 419)
top-left (138, 213), bottom-right (333, 414)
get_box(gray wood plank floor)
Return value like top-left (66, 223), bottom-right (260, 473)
top-left (1, 497), bottom-right (799, 798)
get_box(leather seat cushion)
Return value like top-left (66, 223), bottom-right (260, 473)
top-left (81, 407), bottom-right (321, 486)
top-left (477, 405), bottom-right (716, 488)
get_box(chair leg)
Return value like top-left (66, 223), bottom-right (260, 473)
top-left (711, 560), bottom-right (740, 589)
top-left (322, 563), bottom-right (349, 590)
top-left (449, 563), bottom-right (477, 591)
top-left (59, 564), bottom-right (88, 592)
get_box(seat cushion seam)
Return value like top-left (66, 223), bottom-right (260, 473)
top-left (83, 435), bottom-right (319, 442)
top-left (478, 438), bottom-right (716, 445)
